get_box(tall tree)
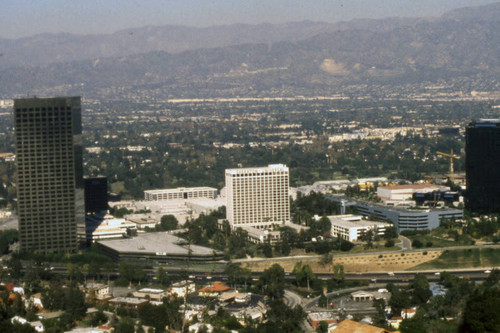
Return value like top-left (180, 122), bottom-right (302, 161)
top-left (158, 215), bottom-right (179, 231)
top-left (157, 267), bottom-right (170, 287)
top-left (293, 262), bottom-right (315, 289)
top-left (259, 264), bottom-right (285, 300)
top-left (411, 274), bottom-right (432, 305)
top-left (373, 299), bottom-right (388, 328)
top-left (459, 288), bottom-right (500, 333)
top-left (389, 288), bottom-right (411, 316)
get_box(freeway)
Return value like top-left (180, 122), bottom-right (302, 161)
top-left (43, 261), bottom-right (494, 286)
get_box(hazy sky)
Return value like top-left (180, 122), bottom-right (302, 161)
top-left (2, 0), bottom-right (499, 39)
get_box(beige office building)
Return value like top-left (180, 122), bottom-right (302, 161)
top-left (14, 97), bottom-right (83, 253)
top-left (225, 164), bottom-right (290, 229)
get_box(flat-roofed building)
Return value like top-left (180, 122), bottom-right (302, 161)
top-left (84, 176), bottom-right (108, 214)
top-left (377, 184), bottom-right (448, 205)
top-left (124, 214), bottom-right (158, 230)
top-left (79, 213), bottom-right (136, 243)
top-left (328, 215), bottom-right (392, 242)
top-left (108, 297), bottom-right (149, 310)
top-left (0, 210), bottom-right (12, 218)
top-left (96, 232), bottom-right (223, 265)
top-left (170, 280), bottom-right (196, 298)
top-left (307, 312), bottom-right (339, 329)
top-left (133, 288), bottom-right (167, 301)
top-left (225, 164), bottom-right (290, 229)
top-left (144, 187), bottom-right (217, 201)
top-left (239, 221), bottom-right (308, 244)
top-left (84, 283), bottom-right (111, 301)
top-left (466, 119), bottom-right (500, 214)
top-left (14, 96), bottom-right (83, 253)
top-left (355, 201), bottom-right (463, 232)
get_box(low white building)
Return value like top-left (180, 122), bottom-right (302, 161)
top-left (125, 214), bottom-right (159, 230)
top-left (169, 280), bottom-right (196, 298)
top-left (85, 283), bottom-right (111, 300)
top-left (235, 306), bottom-right (266, 322)
top-left (377, 184), bottom-right (449, 204)
top-left (0, 210), bottom-right (12, 218)
top-left (235, 222), bottom-right (308, 244)
top-left (185, 198), bottom-right (225, 216)
top-left (133, 288), bottom-right (167, 301)
top-left (66, 327), bottom-right (111, 333)
top-left (189, 323), bottom-right (213, 333)
top-left (11, 316), bottom-right (44, 332)
top-left (110, 197), bottom-right (224, 226)
top-left (350, 289), bottom-right (391, 302)
top-left (79, 213), bottom-right (136, 243)
top-left (144, 187), bottom-right (218, 201)
top-left (328, 215), bottom-right (392, 242)
top-left (108, 297), bottom-right (149, 310)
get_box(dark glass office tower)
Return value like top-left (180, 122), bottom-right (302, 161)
top-left (14, 97), bottom-right (83, 253)
top-left (84, 176), bottom-right (108, 214)
top-left (465, 119), bottom-right (500, 214)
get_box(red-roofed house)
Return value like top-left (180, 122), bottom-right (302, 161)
top-left (198, 282), bottom-right (231, 297)
top-left (401, 308), bottom-right (417, 319)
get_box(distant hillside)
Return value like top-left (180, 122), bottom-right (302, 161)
top-left (1, 3), bottom-right (499, 99)
top-left (0, 18), bottom-right (423, 71)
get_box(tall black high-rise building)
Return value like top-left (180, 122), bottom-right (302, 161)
top-left (465, 119), bottom-right (500, 214)
top-left (84, 176), bottom-right (108, 214)
top-left (14, 97), bottom-right (83, 253)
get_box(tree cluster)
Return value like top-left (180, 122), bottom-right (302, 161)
top-left (41, 282), bottom-right (87, 322)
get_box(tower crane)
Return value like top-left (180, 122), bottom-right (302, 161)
top-left (437, 149), bottom-right (460, 182)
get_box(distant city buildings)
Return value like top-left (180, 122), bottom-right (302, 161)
top-left (144, 186), bottom-right (217, 201)
top-left (465, 119), bottom-right (500, 214)
top-left (14, 97), bottom-right (83, 253)
top-left (225, 164), bottom-right (290, 229)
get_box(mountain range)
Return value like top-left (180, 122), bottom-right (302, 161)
top-left (0, 3), bottom-right (499, 99)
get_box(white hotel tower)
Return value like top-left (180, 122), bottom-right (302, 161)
top-left (225, 164), bottom-right (290, 229)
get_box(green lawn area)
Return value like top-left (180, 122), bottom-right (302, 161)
top-left (406, 227), bottom-right (476, 248)
top-left (410, 248), bottom-right (500, 270)
top-left (408, 235), bottom-right (462, 248)
top-left (342, 244), bottom-right (401, 254)
top-left (110, 181), bottom-right (125, 194)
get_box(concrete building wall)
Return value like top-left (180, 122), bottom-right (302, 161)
top-left (225, 164), bottom-right (289, 228)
